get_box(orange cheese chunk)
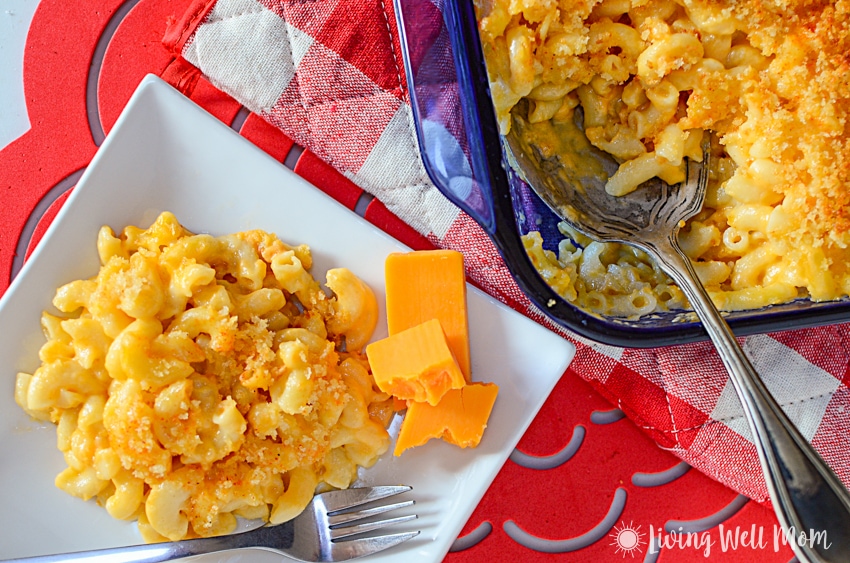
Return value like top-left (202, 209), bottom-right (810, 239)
top-left (385, 250), bottom-right (471, 380)
top-left (365, 318), bottom-right (465, 406)
top-left (394, 382), bottom-right (499, 456)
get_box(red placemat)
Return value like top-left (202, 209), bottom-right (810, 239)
top-left (0, 0), bottom-right (794, 560)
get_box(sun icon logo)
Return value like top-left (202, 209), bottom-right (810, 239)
top-left (610, 521), bottom-right (645, 557)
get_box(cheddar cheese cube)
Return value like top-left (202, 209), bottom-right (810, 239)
top-left (366, 318), bottom-right (465, 406)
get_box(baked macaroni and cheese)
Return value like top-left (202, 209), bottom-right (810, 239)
top-left (14, 212), bottom-right (394, 541)
top-left (476, 0), bottom-right (850, 317)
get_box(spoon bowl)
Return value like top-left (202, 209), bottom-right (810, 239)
top-left (505, 105), bottom-right (707, 253)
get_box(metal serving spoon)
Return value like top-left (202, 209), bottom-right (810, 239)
top-left (505, 105), bottom-right (850, 563)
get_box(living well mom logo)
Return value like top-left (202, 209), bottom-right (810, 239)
top-left (608, 520), bottom-right (832, 558)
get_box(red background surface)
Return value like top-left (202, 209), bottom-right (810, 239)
top-left (0, 0), bottom-right (793, 560)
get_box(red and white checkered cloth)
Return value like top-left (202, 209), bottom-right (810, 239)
top-left (161, 0), bottom-right (850, 506)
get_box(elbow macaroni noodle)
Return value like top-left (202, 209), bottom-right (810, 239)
top-left (477, 0), bottom-right (850, 317)
top-left (15, 212), bottom-right (393, 541)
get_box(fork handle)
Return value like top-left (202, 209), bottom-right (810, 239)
top-left (2, 524), bottom-right (290, 563)
top-left (652, 235), bottom-right (850, 563)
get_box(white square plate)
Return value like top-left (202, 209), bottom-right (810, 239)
top-left (0, 75), bottom-right (575, 561)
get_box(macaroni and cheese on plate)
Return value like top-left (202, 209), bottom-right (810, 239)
top-left (15, 212), bottom-right (392, 541)
top-left (476, 0), bottom-right (850, 318)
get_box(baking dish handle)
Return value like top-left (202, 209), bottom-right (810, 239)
top-left (394, 0), bottom-right (610, 332)
top-left (394, 0), bottom-right (497, 231)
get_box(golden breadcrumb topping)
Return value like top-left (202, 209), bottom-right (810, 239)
top-left (478, 0), bottom-right (850, 314)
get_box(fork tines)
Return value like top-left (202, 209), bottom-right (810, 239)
top-left (328, 500), bottom-right (417, 540)
top-left (320, 485), bottom-right (415, 513)
top-left (318, 486), bottom-right (419, 548)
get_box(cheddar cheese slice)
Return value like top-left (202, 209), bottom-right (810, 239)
top-left (384, 250), bottom-right (471, 380)
top-left (394, 382), bottom-right (499, 456)
top-left (365, 318), bottom-right (465, 406)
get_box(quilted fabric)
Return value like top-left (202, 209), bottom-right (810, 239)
top-left (162, 0), bottom-right (850, 506)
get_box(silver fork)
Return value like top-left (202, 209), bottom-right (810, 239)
top-left (3, 486), bottom-right (419, 563)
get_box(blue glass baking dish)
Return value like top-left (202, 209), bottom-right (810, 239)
top-left (392, 0), bottom-right (850, 347)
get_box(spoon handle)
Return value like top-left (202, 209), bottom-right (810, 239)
top-left (651, 235), bottom-right (850, 563)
